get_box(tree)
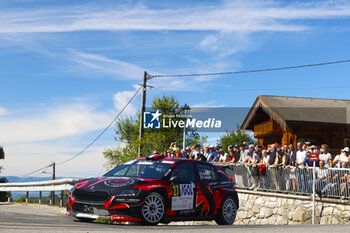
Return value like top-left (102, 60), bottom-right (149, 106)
top-left (218, 129), bottom-right (256, 150)
top-left (103, 95), bottom-right (207, 169)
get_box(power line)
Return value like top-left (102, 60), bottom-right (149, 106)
top-left (192, 85), bottom-right (350, 92)
top-left (56, 86), bottom-right (142, 166)
top-left (8, 164), bottom-right (52, 182)
top-left (10, 86), bottom-right (142, 182)
top-left (148, 59), bottom-right (350, 78)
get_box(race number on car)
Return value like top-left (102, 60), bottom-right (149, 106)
top-left (171, 183), bottom-right (195, 211)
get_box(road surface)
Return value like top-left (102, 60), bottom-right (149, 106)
top-left (0, 203), bottom-right (348, 233)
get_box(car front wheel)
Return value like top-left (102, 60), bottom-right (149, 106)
top-left (215, 195), bottom-right (237, 225)
top-left (141, 192), bottom-right (165, 225)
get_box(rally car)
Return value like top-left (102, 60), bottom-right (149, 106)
top-left (67, 154), bottom-right (239, 225)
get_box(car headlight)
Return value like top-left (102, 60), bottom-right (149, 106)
top-left (115, 188), bottom-right (139, 197)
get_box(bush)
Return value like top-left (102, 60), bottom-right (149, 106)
top-left (14, 196), bottom-right (26, 203)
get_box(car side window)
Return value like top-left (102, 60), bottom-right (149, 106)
top-left (197, 163), bottom-right (219, 181)
top-left (171, 162), bottom-right (196, 182)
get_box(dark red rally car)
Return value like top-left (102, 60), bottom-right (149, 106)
top-left (67, 154), bottom-right (239, 225)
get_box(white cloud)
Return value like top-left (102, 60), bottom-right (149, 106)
top-left (0, 98), bottom-right (135, 178)
top-left (199, 31), bottom-right (265, 57)
top-left (200, 35), bottom-right (219, 49)
top-left (0, 107), bottom-right (8, 116)
top-left (113, 88), bottom-right (140, 117)
top-left (67, 50), bottom-right (144, 80)
top-left (148, 74), bottom-right (216, 92)
top-left (1, 1), bottom-right (350, 34)
top-left (1, 142), bottom-right (108, 177)
top-left (0, 103), bottom-right (113, 144)
top-left (191, 101), bottom-right (226, 108)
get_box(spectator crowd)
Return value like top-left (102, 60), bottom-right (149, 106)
top-left (156, 142), bottom-right (350, 199)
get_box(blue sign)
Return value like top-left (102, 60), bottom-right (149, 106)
top-left (180, 184), bottom-right (193, 196)
top-left (144, 110), bottom-right (161, 129)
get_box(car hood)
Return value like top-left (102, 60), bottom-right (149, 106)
top-left (74, 176), bottom-right (154, 191)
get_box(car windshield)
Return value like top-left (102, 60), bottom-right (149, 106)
top-left (104, 160), bottom-right (173, 179)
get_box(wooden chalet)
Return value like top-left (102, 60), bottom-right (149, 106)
top-left (241, 95), bottom-right (350, 152)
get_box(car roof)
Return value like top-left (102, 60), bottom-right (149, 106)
top-left (136, 157), bottom-right (213, 165)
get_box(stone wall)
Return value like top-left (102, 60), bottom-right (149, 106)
top-left (235, 189), bottom-right (350, 225)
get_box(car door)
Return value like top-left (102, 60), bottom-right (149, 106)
top-left (169, 161), bottom-right (197, 217)
top-left (195, 162), bottom-right (220, 217)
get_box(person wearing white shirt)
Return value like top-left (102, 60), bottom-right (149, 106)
top-left (332, 147), bottom-right (350, 168)
top-left (296, 142), bottom-right (307, 192)
top-left (296, 142), bottom-right (307, 168)
top-left (191, 145), bottom-right (201, 160)
top-left (218, 149), bottom-right (227, 163)
top-left (260, 150), bottom-right (270, 164)
top-left (243, 150), bottom-right (259, 189)
top-left (314, 160), bottom-right (328, 196)
top-left (203, 146), bottom-right (210, 159)
top-left (319, 144), bottom-right (332, 167)
top-left (237, 145), bottom-right (248, 164)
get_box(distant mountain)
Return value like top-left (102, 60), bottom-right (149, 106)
top-left (4, 176), bottom-right (73, 183)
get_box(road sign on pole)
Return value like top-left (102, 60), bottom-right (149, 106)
top-left (309, 152), bottom-right (319, 162)
top-left (312, 160), bottom-right (316, 224)
top-left (309, 152), bottom-right (319, 225)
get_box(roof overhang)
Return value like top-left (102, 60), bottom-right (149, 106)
top-left (241, 96), bottom-right (287, 131)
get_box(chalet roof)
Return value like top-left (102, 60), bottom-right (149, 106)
top-left (241, 95), bottom-right (350, 130)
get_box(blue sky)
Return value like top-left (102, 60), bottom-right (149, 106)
top-left (1, 0), bottom-right (350, 178)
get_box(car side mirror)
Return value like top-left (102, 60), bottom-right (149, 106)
top-left (169, 176), bottom-right (180, 182)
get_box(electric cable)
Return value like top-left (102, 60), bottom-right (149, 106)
top-left (148, 59), bottom-right (350, 78)
top-left (56, 86), bottom-right (142, 166)
top-left (9, 86), bottom-right (142, 181)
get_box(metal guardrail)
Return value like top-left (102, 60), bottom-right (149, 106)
top-left (0, 178), bottom-right (81, 192)
top-left (0, 178), bottom-right (81, 205)
top-left (217, 163), bottom-right (350, 199)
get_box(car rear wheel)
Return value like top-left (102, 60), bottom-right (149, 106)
top-left (215, 196), bottom-right (237, 225)
top-left (141, 192), bottom-right (165, 225)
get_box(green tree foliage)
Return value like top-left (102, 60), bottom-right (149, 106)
top-left (103, 95), bottom-right (206, 169)
top-left (218, 129), bottom-right (256, 151)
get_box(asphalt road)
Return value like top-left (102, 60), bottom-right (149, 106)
top-left (0, 203), bottom-right (348, 233)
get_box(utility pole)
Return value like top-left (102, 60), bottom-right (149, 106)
top-left (50, 162), bottom-right (55, 205)
top-left (138, 71), bottom-right (148, 158)
top-left (182, 104), bottom-right (190, 150)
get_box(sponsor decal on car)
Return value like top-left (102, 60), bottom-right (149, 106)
top-left (104, 178), bottom-right (135, 188)
top-left (171, 183), bottom-right (195, 211)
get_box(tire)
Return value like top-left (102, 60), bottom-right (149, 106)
top-left (141, 192), bottom-right (165, 225)
top-left (75, 217), bottom-right (94, 223)
top-left (215, 195), bottom-right (237, 225)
